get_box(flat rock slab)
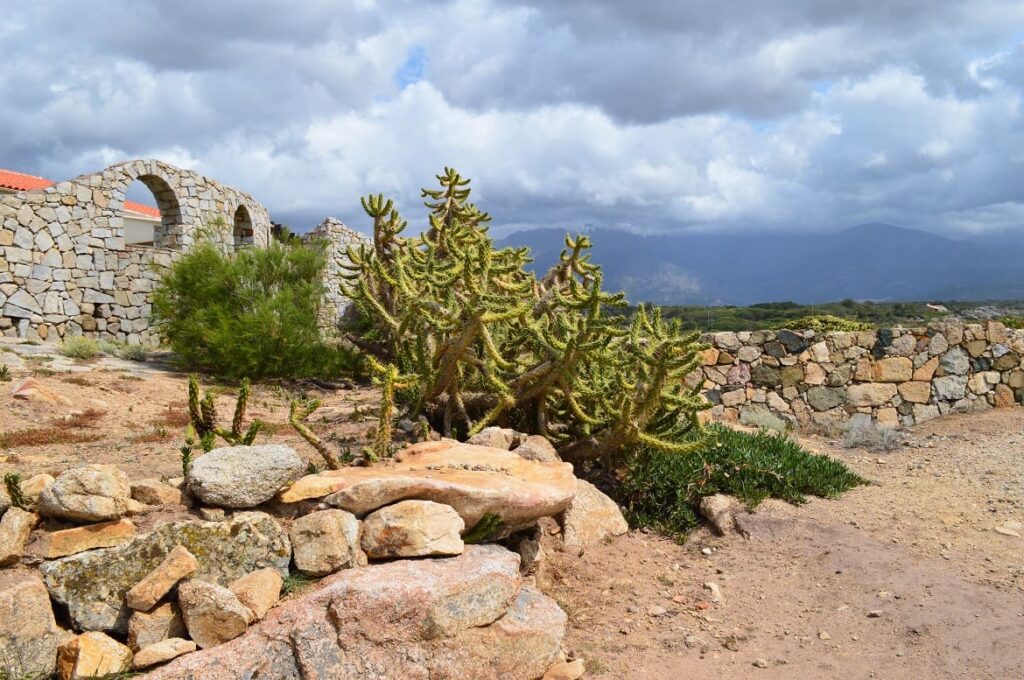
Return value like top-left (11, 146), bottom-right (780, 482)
top-left (140, 545), bottom-right (565, 680)
top-left (40, 512), bottom-right (290, 633)
top-left (279, 440), bottom-right (577, 536)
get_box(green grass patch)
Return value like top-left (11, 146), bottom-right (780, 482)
top-left (57, 336), bottom-right (100, 359)
top-left (618, 423), bottom-right (869, 538)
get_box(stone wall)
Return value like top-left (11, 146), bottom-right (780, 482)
top-left (0, 160), bottom-right (272, 344)
top-left (304, 217), bottom-right (370, 327)
top-left (692, 319), bottom-right (1023, 431)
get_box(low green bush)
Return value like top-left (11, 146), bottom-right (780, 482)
top-left (98, 340), bottom-right (148, 362)
top-left (999, 315), bottom-right (1024, 329)
top-left (773, 314), bottom-right (872, 332)
top-left (617, 423), bottom-right (868, 538)
top-left (58, 336), bottom-right (100, 360)
top-left (152, 238), bottom-right (357, 380)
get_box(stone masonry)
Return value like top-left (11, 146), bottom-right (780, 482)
top-left (692, 318), bottom-right (1024, 430)
top-left (0, 159), bottom-right (272, 345)
top-left (303, 217), bottom-right (369, 326)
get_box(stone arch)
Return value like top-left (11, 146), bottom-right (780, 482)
top-left (103, 159), bottom-right (190, 249)
top-left (233, 204), bottom-right (254, 248)
top-left (131, 174), bottom-right (182, 248)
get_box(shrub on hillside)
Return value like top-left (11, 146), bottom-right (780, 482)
top-left (152, 237), bottom-right (355, 379)
top-left (618, 423), bottom-right (868, 537)
top-left (58, 336), bottom-right (100, 360)
top-left (341, 168), bottom-right (709, 464)
top-left (773, 314), bottom-right (872, 332)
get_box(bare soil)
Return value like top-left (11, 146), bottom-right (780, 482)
top-left (2, 346), bottom-right (1023, 679)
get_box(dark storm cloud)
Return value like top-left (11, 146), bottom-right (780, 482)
top-left (0, 0), bottom-right (1022, 236)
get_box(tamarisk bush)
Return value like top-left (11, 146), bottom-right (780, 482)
top-left (341, 168), bottom-right (708, 464)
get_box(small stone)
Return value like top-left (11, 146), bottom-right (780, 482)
top-left (0, 507), bottom-right (37, 566)
top-left (513, 435), bottom-right (561, 462)
top-left (543, 658), bottom-right (586, 680)
top-left (703, 582), bottom-right (723, 603)
top-left (229, 568), bottom-right (282, 622)
top-left (130, 479), bottom-right (185, 506)
top-left (818, 630), bottom-right (832, 640)
top-left (995, 525), bottom-right (1021, 538)
top-left (561, 480), bottom-right (629, 548)
top-left (701, 547), bottom-right (713, 556)
top-left (127, 602), bottom-right (186, 651)
top-left (466, 426), bottom-right (518, 450)
top-left (867, 610), bottom-right (883, 618)
top-left (647, 605), bottom-right (667, 617)
top-left (177, 580), bottom-right (251, 649)
top-left (698, 494), bottom-right (734, 535)
top-left (753, 658), bottom-right (769, 668)
top-left (56, 631), bottom-right (132, 679)
top-left (39, 464), bottom-right (132, 523)
top-left (126, 545), bottom-right (199, 611)
top-left (198, 507), bottom-right (225, 521)
top-left (131, 638), bottom-right (197, 669)
top-left (39, 518), bottom-right (136, 558)
top-left (290, 509), bottom-right (365, 576)
top-left (362, 500), bottom-right (465, 559)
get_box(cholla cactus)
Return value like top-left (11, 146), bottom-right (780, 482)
top-left (341, 168), bottom-right (708, 464)
top-left (187, 375), bottom-right (262, 452)
top-left (4, 473), bottom-right (31, 511)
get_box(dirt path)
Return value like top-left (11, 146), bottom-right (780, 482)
top-left (545, 409), bottom-right (1024, 679)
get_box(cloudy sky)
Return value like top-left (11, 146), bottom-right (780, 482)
top-left (2, 1), bottom-right (1023, 237)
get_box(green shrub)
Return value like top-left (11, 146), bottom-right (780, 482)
top-left (618, 423), bottom-right (868, 538)
top-left (58, 336), bottom-right (100, 360)
top-left (98, 340), bottom-right (148, 362)
top-left (342, 169), bottom-right (707, 464)
top-left (152, 238), bottom-right (356, 379)
top-left (999, 315), bottom-right (1024, 329)
top-left (773, 314), bottom-right (872, 332)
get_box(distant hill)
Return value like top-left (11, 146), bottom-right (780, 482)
top-left (499, 223), bottom-right (1024, 305)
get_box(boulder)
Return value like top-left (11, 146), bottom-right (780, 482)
top-left (126, 545), bottom-right (199, 612)
top-left (361, 500), bottom-right (465, 559)
top-left (0, 507), bottom-right (37, 566)
top-left (39, 465), bottom-right (132, 523)
top-left (229, 568), bottom-right (282, 623)
top-left (560, 480), bottom-right (628, 548)
top-left (872, 357), bottom-right (912, 382)
top-left (289, 509), bottom-right (365, 576)
top-left (39, 518), bottom-right (136, 559)
top-left (139, 546), bottom-right (565, 680)
top-left (10, 376), bottom-right (71, 405)
top-left (56, 632), bottom-right (132, 679)
top-left (466, 426), bottom-right (523, 450)
top-left (897, 381), bottom-right (932, 404)
top-left (512, 435), bottom-right (561, 462)
top-left (0, 570), bottom-right (65, 679)
top-left (933, 375), bottom-right (968, 401)
top-left (279, 440), bottom-right (577, 537)
top-left (132, 638), bottom-right (197, 669)
top-left (544, 658), bottom-right (587, 680)
top-left (847, 383), bottom-right (897, 407)
top-left (939, 347), bottom-right (970, 376)
top-left (40, 512), bottom-right (290, 633)
top-left (128, 602), bottom-right (186, 651)
top-left (177, 580), bottom-right (251, 649)
top-left (187, 445), bottom-right (304, 509)
top-left (131, 479), bottom-right (186, 506)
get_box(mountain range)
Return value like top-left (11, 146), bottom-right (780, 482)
top-left (498, 223), bottom-right (1024, 306)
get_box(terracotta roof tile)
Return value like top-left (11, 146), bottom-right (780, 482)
top-left (0, 166), bottom-right (160, 218)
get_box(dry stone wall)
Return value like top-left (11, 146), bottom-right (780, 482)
top-left (0, 159), bottom-right (271, 345)
top-left (693, 319), bottom-right (1024, 430)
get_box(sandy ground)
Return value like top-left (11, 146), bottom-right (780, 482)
top-left (2, 342), bottom-right (1023, 679)
top-left (543, 410), bottom-right (1024, 679)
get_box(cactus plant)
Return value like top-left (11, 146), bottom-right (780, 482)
top-left (186, 375), bottom-right (262, 452)
top-left (4, 472), bottom-right (32, 511)
top-left (340, 168), bottom-right (709, 465)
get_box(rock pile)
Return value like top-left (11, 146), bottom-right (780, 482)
top-left (0, 433), bottom-right (628, 679)
top-left (693, 319), bottom-right (1024, 430)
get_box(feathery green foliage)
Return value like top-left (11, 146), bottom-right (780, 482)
top-left (462, 512), bottom-right (505, 544)
top-left (341, 168), bottom-right (708, 464)
top-left (186, 375), bottom-right (262, 452)
top-left (773, 314), bottom-right (872, 332)
top-left (152, 235), bottom-right (355, 379)
top-left (58, 336), bottom-right (100, 360)
top-left (3, 473), bottom-right (32, 511)
top-left (618, 423), bottom-right (869, 538)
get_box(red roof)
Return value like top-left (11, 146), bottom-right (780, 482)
top-left (0, 167), bottom-right (160, 218)
top-left (0, 168), bottom-right (54, 192)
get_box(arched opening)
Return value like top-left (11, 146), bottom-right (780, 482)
top-left (233, 205), bottom-right (254, 248)
top-left (121, 174), bottom-right (182, 248)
